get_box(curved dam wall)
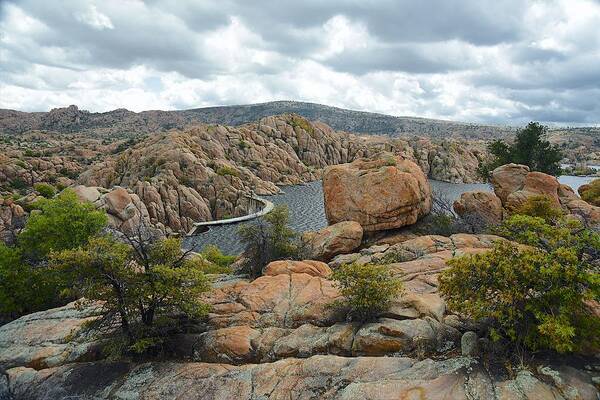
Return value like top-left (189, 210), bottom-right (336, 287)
top-left (187, 195), bottom-right (274, 235)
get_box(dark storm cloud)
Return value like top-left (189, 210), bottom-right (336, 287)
top-left (324, 43), bottom-right (476, 75)
top-left (215, 0), bottom-right (526, 46)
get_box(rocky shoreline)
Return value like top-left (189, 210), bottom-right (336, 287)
top-left (1, 157), bottom-right (599, 399)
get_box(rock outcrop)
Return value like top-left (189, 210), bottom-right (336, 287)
top-left (0, 301), bottom-right (102, 371)
top-left (323, 153), bottom-right (431, 232)
top-left (2, 114), bottom-right (490, 234)
top-left (0, 198), bottom-right (25, 244)
top-left (72, 185), bottom-right (165, 236)
top-left (455, 164), bottom-right (600, 229)
top-left (301, 221), bottom-right (363, 261)
top-left (5, 356), bottom-right (598, 400)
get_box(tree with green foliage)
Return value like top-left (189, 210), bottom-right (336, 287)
top-left (0, 244), bottom-right (60, 318)
top-left (439, 214), bottom-right (600, 353)
top-left (479, 122), bottom-right (563, 178)
top-left (331, 263), bottom-right (403, 322)
top-left (238, 205), bottom-right (298, 277)
top-left (50, 235), bottom-right (211, 355)
top-left (0, 190), bottom-right (108, 319)
top-left (18, 189), bottom-right (107, 261)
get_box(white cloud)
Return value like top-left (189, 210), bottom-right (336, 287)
top-left (74, 4), bottom-right (114, 30)
top-left (0, 0), bottom-right (599, 125)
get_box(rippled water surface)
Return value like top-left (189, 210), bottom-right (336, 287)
top-left (185, 175), bottom-right (595, 255)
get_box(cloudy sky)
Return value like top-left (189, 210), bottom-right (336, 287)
top-left (1, 0), bottom-right (599, 125)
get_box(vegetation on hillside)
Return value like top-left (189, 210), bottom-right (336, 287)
top-left (479, 122), bottom-right (563, 177)
top-left (0, 190), bottom-right (221, 358)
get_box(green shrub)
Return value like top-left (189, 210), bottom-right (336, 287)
top-left (511, 194), bottom-right (563, 223)
top-left (238, 205), bottom-right (298, 277)
top-left (493, 214), bottom-right (596, 254)
top-left (289, 115), bottom-right (314, 135)
top-left (51, 236), bottom-right (211, 355)
top-left (33, 183), bottom-right (56, 198)
top-left (439, 241), bottom-right (599, 353)
top-left (9, 178), bottom-right (28, 191)
top-left (23, 149), bottom-right (40, 157)
top-left (18, 189), bottom-right (107, 261)
top-left (200, 244), bottom-right (236, 273)
top-left (216, 166), bottom-right (239, 177)
top-left (331, 263), bottom-right (403, 322)
top-left (580, 178), bottom-right (600, 206)
top-left (441, 213), bottom-right (600, 353)
top-left (238, 140), bottom-right (249, 150)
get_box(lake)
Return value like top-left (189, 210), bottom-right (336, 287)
top-left (184, 175), bottom-right (596, 255)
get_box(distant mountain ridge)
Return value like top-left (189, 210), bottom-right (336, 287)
top-left (0, 101), bottom-right (517, 139)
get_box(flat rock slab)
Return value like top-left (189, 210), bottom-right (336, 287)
top-left (0, 301), bottom-right (102, 370)
top-left (6, 356), bottom-right (598, 400)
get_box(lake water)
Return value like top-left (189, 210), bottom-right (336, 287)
top-left (184, 175), bottom-right (596, 255)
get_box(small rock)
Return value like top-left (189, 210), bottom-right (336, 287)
top-left (461, 331), bottom-right (478, 356)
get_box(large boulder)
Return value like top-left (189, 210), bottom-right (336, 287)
top-left (323, 153), bottom-right (431, 232)
top-left (301, 221), bottom-right (363, 261)
top-left (453, 191), bottom-right (503, 226)
top-left (505, 171), bottom-right (561, 210)
top-left (263, 260), bottom-right (332, 278)
top-left (490, 163), bottom-right (530, 203)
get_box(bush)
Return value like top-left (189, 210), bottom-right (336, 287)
top-left (331, 263), bottom-right (403, 322)
top-left (9, 178), bottom-right (28, 191)
top-left (415, 188), bottom-right (489, 235)
top-left (493, 214), bottom-right (599, 257)
top-left (289, 115), bottom-right (314, 135)
top-left (33, 183), bottom-right (56, 198)
top-left (216, 166), bottom-right (239, 177)
top-left (440, 214), bottom-right (600, 353)
top-left (238, 205), bottom-right (298, 277)
top-left (511, 195), bottom-right (563, 223)
top-left (50, 236), bottom-right (211, 355)
top-left (200, 244), bottom-right (236, 273)
top-left (18, 189), bottom-right (107, 261)
top-left (580, 178), bottom-right (600, 206)
top-left (439, 242), bottom-right (599, 353)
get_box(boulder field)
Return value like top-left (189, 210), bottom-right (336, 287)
top-left (2, 161), bottom-right (599, 399)
top-left (1, 114), bottom-right (490, 236)
top-left (1, 233), bottom-right (598, 399)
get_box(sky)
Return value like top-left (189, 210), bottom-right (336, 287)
top-left (1, 0), bottom-right (599, 125)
